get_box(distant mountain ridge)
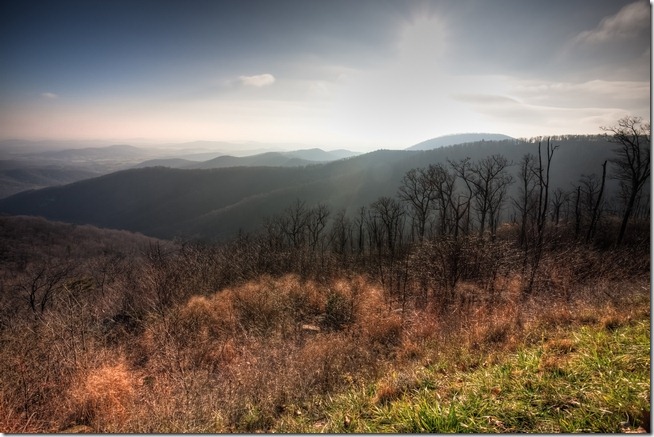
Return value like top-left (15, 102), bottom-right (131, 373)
top-left (0, 135), bottom-right (622, 242)
top-left (132, 148), bottom-right (360, 170)
top-left (407, 133), bottom-right (515, 150)
top-left (0, 165), bottom-right (101, 199)
top-left (0, 141), bottom-right (361, 198)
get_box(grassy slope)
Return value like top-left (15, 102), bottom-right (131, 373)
top-left (276, 314), bottom-right (650, 433)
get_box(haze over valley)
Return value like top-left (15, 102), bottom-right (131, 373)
top-left (0, 133), bottom-right (634, 242)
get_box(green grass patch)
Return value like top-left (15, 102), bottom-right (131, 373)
top-left (275, 317), bottom-right (650, 433)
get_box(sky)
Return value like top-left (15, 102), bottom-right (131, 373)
top-left (0, 0), bottom-right (650, 151)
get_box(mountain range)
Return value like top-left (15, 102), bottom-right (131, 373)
top-left (0, 133), bottom-right (509, 199)
top-left (0, 140), bottom-right (360, 198)
top-left (133, 149), bottom-right (360, 170)
top-left (0, 135), bottom-right (623, 242)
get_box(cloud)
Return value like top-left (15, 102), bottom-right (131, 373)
top-left (237, 73), bottom-right (275, 87)
top-left (41, 92), bottom-right (58, 99)
top-left (511, 79), bottom-right (649, 107)
top-left (451, 84), bottom-right (645, 138)
top-left (452, 93), bottom-right (521, 106)
top-left (573, 1), bottom-right (650, 45)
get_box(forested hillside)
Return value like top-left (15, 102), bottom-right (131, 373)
top-left (0, 135), bottom-right (630, 242)
top-left (0, 165), bottom-right (101, 199)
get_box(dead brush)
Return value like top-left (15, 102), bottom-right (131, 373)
top-left (322, 276), bottom-right (367, 331)
top-left (176, 293), bottom-right (238, 364)
top-left (405, 312), bottom-right (441, 344)
top-left (459, 297), bottom-right (520, 351)
top-left (294, 333), bottom-right (372, 394)
top-left (600, 312), bottom-right (630, 331)
top-left (538, 354), bottom-right (569, 376)
top-left (530, 298), bottom-right (576, 330)
top-left (0, 397), bottom-right (44, 433)
top-left (361, 310), bottom-right (403, 350)
top-left (68, 357), bottom-right (137, 432)
top-left (220, 338), bottom-right (300, 432)
top-left (230, 278), bottom-right (290, 337)
top-left (397, 339), bottom-right (423, 362)
top-left (356, 284), bottom-right (403, 349)
top-left (283, 275), bottom-right (325, 323)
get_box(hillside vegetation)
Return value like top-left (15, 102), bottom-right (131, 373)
top-left (0, 211), bottom-right (649, 432)
top-left (0, 121), bottom-right (650, 432)
top-left (0, 135), bottom-right (625, 241)
top-left (0, 140), bottom-right (360, 199)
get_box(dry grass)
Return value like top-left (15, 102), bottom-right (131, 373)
top-left (544, 338), bottom-right (576, 354)
top-left (68, 357), bottom-right (137, 432)
top-left (372, 369), bottom-right (426, 405)
top-left (0, 254), bottom-right (649, 432)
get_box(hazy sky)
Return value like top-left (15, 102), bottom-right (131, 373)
top-left (0, 0), bottom-right (650, 150)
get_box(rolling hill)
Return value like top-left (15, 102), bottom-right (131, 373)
top-left (132, 149), bottom-right (360, 170)
top-left (0, 136), bottom-right (623, 242)
top-left (407, 133), bottom-right (515, 150)
top-left (0, 141), bottom-right (360, 197)
top-left (187, 152), bottom-right (318, 169)
top-left (0, 162), bottom-right (102, 199)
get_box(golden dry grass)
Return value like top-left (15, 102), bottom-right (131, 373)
top-left (1, 267), bottom-right (649, 433)
top-left (69, 357), bottom-right (137, 431)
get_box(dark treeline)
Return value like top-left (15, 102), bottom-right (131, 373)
top-left (209, 117), bottom-right (650, 305)
top-left (0, 133), bottom-right (640, 243)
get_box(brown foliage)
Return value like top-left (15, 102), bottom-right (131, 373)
top-left (0, 214), bottom-right (649, 433)
top-left (68, 358), bottom-right (137, 431)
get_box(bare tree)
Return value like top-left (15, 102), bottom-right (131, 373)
top-left (370, 196), bottom-right (405, 256)
top-left (550, 188), bottom-right (569, 226)
top-left (330, 208), bottom-right (352, 256)
top-left (573, 185), bottom-right (582, 238)
top-left (16, 262), bottom-right (73, 314)
top-left (353, 206), bottom-right (367, 256)
top-left (306, 203), bottom-right (331, 253)
top-left (601, 116), bottom-right (651, 245)
top-left (280, 199), bottom-right (310, 248)
top-left (454, 155), bottom-right (513, 236)
top-left (430, 163), bottom-right (458, 236)
top-left (524, 139), bottom-right (557, 296)
top-left (580, 162), bottom-right (607, 243)
top-left (512, 153), bottom-right (538, 246)
top-left (397, 167), bottom-right (436, 242)
top-left (534, 139), bottom-right (557, 248)
top-left (449, 158), bottom-right (474, 236)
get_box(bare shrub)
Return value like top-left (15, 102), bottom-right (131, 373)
top-left (0, 209), bottom-right (649, 433)
top-left (68, 358), bottom-right (137, 432)
top-left (460, 301), bottom-right (522, 352)
top-left (363, 311), bottom-right (403, 350)
top-left (538, 354), bottom-right (568, 375)
top-left (356, 284), bottom-right (403, 349)
top-left (281, 275), bottom-right (324, 324)
top-left (178, 294), bottom-right (236, 340)
top-left (324, 291), bottom-right (354, 330)
top-left (321, 277), bottom-right (363, 330)
top-left (231, 278), bottom-right (290, 337)
top-left (0, 397), bottom-right (43, 433)
top-left (294, 333), bottom-right (371, 393)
